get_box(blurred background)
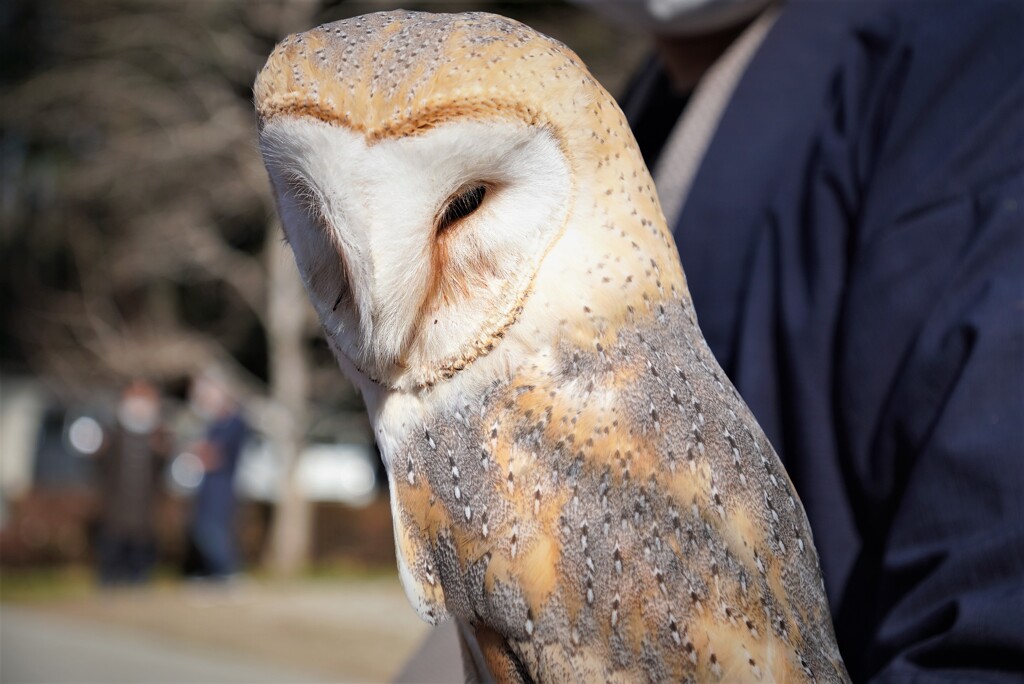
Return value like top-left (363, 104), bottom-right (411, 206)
top-left (0, 1), bottom-right (645, 681)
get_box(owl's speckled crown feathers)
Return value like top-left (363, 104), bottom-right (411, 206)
top-left (255, 11), bottom-right (599, 144)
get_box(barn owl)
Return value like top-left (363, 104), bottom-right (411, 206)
top-left (255, 11), bottom-right (849, 682)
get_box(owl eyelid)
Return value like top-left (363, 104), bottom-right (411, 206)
top-left (436, 182), bottom-right (489, 235)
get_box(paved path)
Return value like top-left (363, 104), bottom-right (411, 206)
top-left (393, 621), bottom-right (462, 684)
top-left (1, 606), bottom-right (321, 683)
top-left (0, 578), bottom-right (431, 683)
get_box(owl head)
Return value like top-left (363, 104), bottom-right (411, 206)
top-left (256, 11), bottom-right (681, 395)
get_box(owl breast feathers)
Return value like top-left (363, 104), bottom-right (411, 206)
top-left (255, 10), bottom-right (849, 683)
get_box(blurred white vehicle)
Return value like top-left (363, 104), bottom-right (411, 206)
top-left (165, 406), bottom-right (380, 507)
top-left (168, 436), bottom-right (378, 507)
top-left (234, 436), bottom-right (378, 507)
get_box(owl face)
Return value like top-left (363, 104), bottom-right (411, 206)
top-left (260, 116), bottom-right (572, 390)
top-left (256, 11), bottom-right (679, 398)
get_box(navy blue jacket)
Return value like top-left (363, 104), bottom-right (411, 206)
top-left (194, 411), bottom-right (248, 525)
top-left (626, 1), bottom-right (1024, 680)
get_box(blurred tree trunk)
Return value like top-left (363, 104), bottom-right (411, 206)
top-left (263, 220), bottom-right (312, 577)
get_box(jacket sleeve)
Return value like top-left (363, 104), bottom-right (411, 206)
top-left (857, 185), bottom-right (1024, 682)
top-left (835, 4), bottom-right (1024, 679)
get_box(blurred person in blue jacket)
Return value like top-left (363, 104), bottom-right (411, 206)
top-left (184, 367), bottom-right (248, 581)
top-left (582, 0), bottom-right (1023, 680)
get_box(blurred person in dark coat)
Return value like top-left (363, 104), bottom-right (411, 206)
top-left (95, 379), bottom-right (169, 585)
top-left (184, 368), bottom-right (249, 581)
top-left (585, 0), bottom-right (1023, 680)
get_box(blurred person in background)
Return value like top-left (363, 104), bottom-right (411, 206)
top-left (183, 367), bottom-right (249, 582)
top-left (584, 0), bottom-right (1022, 681)
top-left (95, 379), bottom-right (170, 586)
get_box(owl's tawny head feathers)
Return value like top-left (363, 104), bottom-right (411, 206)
top-left (255, 11), bottom-right (589, 141)
top-left (256, 11), bottom-right (681, 393)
